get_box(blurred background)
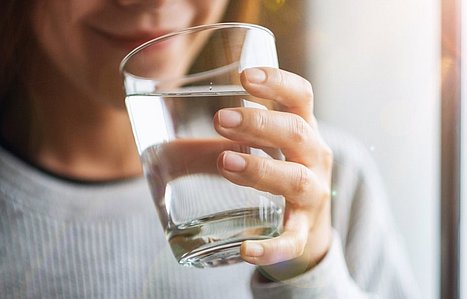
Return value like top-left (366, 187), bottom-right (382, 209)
top-left (260, 1), bottom-right (441, 298)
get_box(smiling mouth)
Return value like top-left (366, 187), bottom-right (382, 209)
top-left (93, 27), bottom-right (174, 51)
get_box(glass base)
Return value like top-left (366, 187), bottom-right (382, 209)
top-left (178, 240), bottom-right (246, 268)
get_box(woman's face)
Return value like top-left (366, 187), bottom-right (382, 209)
top-left (31, 0), bottom-right (229, 107)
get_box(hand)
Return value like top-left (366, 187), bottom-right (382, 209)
top-left (214, 67), bottom-right (333, 280)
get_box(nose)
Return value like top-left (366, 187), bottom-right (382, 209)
top-left (115, 0), bottom-right (169, 8)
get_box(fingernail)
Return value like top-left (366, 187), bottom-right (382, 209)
top-left (218, 109), bottom-right (242, 128)
top-left (223, 152), bottom-right (246, 172)
top-left (244, 242), bottom-right (264, 257)
top-left (244, 68), bottom-right (266, 84)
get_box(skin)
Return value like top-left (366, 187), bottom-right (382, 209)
top-left (10, 0), bottom-right (333, 279)
top-left (217, 68), bottom-right (333, 279)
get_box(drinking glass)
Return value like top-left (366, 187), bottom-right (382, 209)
top-left (120, 23), bottom-right (284, 268)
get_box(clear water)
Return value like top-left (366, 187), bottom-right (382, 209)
top-left (129, 92), bottom-right (284, 268)
top-left (168, 206), bottom-right (282, 268)
top-left (140, 144), bottom-right (284, 268)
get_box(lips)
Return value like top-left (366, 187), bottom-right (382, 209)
top-left (92, 27), bottom-right (175, 51)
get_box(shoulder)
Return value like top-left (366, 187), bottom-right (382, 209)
top-left (319, 122), bottom-right (384, 194)
top-left (319, 122), bottom-right (376, 176)
top-left (318, 122), bottom-right (390, 243)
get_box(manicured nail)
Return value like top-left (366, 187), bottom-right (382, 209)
top-left (244, 68), bottom-right (266, 84)
top-left (244, 242), bottom-right (264, 257)
top-left (218, 109), bottom-right (242, 128)
top-left (223, 152), bottom-right (246, 172)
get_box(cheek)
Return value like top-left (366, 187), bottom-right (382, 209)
top-left (32, 4), bottom-right (92, 83)
top-left (191, 0), bottom-right (230, 25)
top-left (32, 3), bottom-right (126, 104)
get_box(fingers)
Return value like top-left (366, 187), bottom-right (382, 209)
top-left (240, 210), bottom-right (309, 265)
top-left (222, 67), bottom-right (334, 269)
top-left (240, 67), bottom-right (315, 122)
top-left (217, 151), bottom-right (328, 207)
top-left (242, 211), bottom-right (332, 277)
top-left (215, 67), bottom-right (328, 165)
top-left (148, 139), bottom-right (245, 180)
top-left (214, 107), bottom-right (331, 166)
top-left (241, 230), bottom-right (308, 266)
top-left (239, 206), bottom-right (332, 268)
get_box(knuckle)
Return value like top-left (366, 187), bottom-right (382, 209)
top-left (293, 239), bottom-right (306, 257)
top-left (271, 69), bottom-right (288, 99)
top-left (252, 110), bottom-right (269, 132)
top-left (288, 116), bottom-right (310, 144)
top-left (286, 235), bottom-right (306, 257)
top-left (253, 158), bottom-right (270, 184)
top-left (275, 237), bottom-right (294, 256)
top-left (273, 68), bottom-right (287, 88)
top-left (290, 165), bottom-right (314, 196)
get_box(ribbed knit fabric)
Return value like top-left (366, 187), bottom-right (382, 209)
top-left (0, 126), bottom-right (420, 298)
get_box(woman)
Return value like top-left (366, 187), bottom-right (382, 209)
top-left (0, 0), bottom-right (419, 298)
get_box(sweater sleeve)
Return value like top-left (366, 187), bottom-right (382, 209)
top-left (250, 230), bottom-right (376, 298)
top-left (250, 126), bottom-right (421, 299)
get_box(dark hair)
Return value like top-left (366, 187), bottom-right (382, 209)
top-left (0, 1), bottom-right (35, 105)
top-left (0, 1), bottom-right (38, 152)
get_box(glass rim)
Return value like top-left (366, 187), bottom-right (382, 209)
top-left (119, 22), bottom-right (275, 75)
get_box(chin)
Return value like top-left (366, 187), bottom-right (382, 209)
top-left (104, 94), bottom-right (128, 110)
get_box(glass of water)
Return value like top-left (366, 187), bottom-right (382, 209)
top-left (120, 23), bottom-right (283, 268)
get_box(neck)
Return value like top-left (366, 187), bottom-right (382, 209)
top-left (35, 96), bottom-right (143, 182)
top-left (2, 59), bottom-right (142, 182)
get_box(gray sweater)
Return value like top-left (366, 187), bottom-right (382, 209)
top-left (0, 127), bottom-right (420, 298)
